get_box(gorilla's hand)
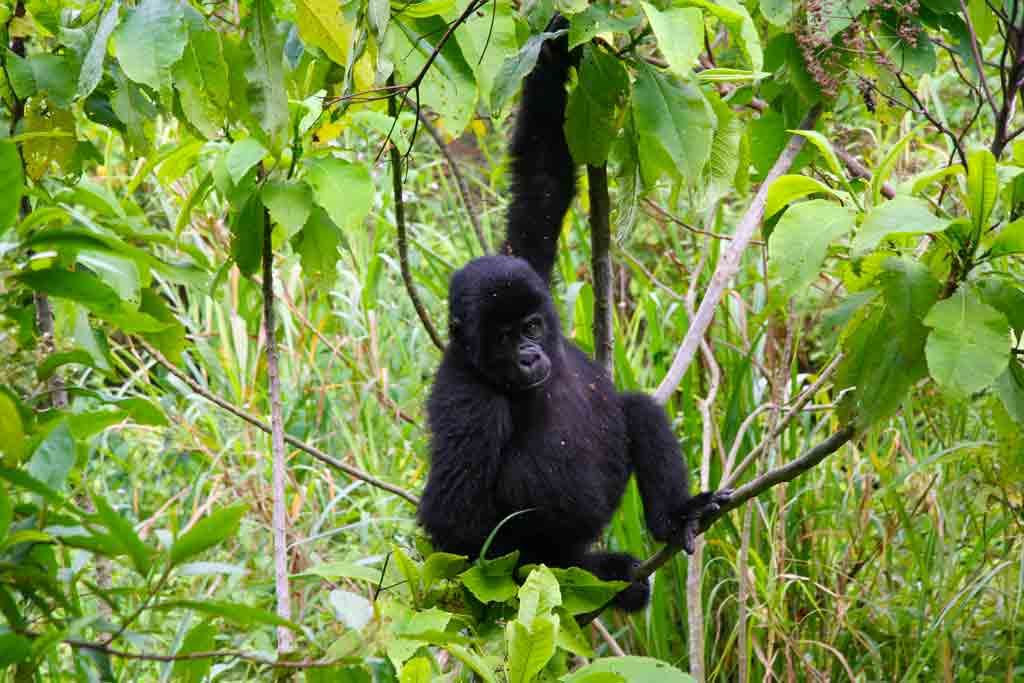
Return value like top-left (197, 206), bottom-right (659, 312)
top-left (676, 489), bottom-right (733, 555)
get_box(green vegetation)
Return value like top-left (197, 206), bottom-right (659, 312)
top-left (1, 0), bottom-right (1022, 680)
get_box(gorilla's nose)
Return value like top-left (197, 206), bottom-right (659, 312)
top-left (518, 348), bottom-right (541, 371)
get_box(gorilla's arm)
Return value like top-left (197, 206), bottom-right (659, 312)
top-left (504, 20), bottom-right (576, 285)
top-left (622, 393), bottom-right (729, 554)
top-left (418, 361), bottom-right (513, 556)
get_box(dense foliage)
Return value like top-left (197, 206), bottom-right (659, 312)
top-left (1, 0), bottom-right (1022, 680)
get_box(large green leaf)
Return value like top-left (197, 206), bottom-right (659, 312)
top-left (565, 45), bottom-right (628, 166)
top-left (295, 0), bottom-right (355, 66)
top-left (680, 0), bottom-right (761, 72)
top-left (562, 656), bottom-right (697, 683)
top-left (490, 27), bottom-right (564, 114)
top-left (516, 566), bottom-right (561, 626)
top-left (306, 158), bottom-right (373, 231)
top-left (987, 217), bottom-right (1024, 258)
top-left (568, 4), bottom-right (641, 50)
top-left (632, 63), bottom-right (715, 186)
top-left (765, 174), bottom-right (842, 218)
top-left (459, 551), bottom-right (519, 603)
top-left (26, 421), bottom-right (75, 492)
top-left (263, 180), bottom-right (313, 237)
top-left (172, 622), bottom-right (217, 683)
top-left (506, 615), bottom-right (558, 683)
top-left (30, 54), bottom-right (76, 108)
top-left (399, 657), bottom-right (432, 683)
top-left (154, 599), bottom-right (299, 629)
top-left (0, 140), bottom-right (24, 232)
top-left (111, 0), bottom-right (188, 94)
top-left (769, 199), bottom-right (856, 296)
top-left (996, 360), bottom-right (1024, 425)
top-left (966, 148), bottom-right (998, 233)
top-left (172, 27), bottom-right (231, 139)
top-left (924, 286), bottom-right (1011, 398)
top-left (169, 504), bottom-right (247, 566)
top-left (454, 1), bottom-right (518, 108)
top-left (230, 192), bottom-right (265, 277)
top-left (78, 0), bottom-right (122, 99)
top-left (0, 391), bottom-right (26, 465)
top-left (92, 493), bottom-right (154, 575)
top-left (852, 195), bottom-right (951, 256)
top-left (329, 589), bottom-right (374, 630)
top-left (640, 3), bottom-right (703, 78)
top-left (547, 567), bottom-right (628, 615)
top-left (226, 138), bottom-right (268, 185)
top-left (243, 0), bottom-right (289, 149)
top-left (292, 206), bottom-right (343, 284)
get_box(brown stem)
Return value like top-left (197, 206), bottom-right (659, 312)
top-left (588, 163), bottom-right (614, 376)
top-left (388, 80), bottom-right (445, 352)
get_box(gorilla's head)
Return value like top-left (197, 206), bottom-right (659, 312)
top-left (447, 255), bottom-right (561, 392)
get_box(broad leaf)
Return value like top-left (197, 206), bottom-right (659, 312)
top-left (230, 193), bottom-right (264, 277)
top-left (996, 361), bottom-right (1024, 425)
top-left (0, 140), bottom-right (24, 232)
top-left (169, 504), bottom-right (247, 566)
top-left (769, 200), bottom-right (856, 296)
top-left (548, 567), bottom-right (628, 615)
top-left (111, 0), bottom-right (187, 94)
top-left (78, 0), bottom-right (122, 99)
top-left (491, 28), bottom-right (565, 114)
top-left (924, 286), bottom-right (1011, 398)
top-left (517, 566), bottom-right (561, 626)
top-left (680, 0), bottom-right (762, 72)
top-left (226, 138), bottom-right (267, 185)
top-left (0, 391), bottom-right (26, 465)
top-left (27, 421), bottom-right (75, 492)
top-left (263, 181), bottom-right (313, 237)
top-left (459, 551), bottom-right (519, 603)
top-left (640, 3), bottom-right (703, 78)
top-left (92, 493), bottom-right (153, 575)
top-left (852, 195), bottom-right (951, 256)
top-left (765, 174), bottom-right (842, 218)
top-left (790, 129), bottom-right (848, 187)
top-left (568, 4), bottom-right (641, 50)
top-left (400, 657), bottom-right (432, 683)
top-left (967, 148), bottom-right (998, 233)
top-left (329, 589), bottom-right (374, 630)
top-left (154, 599), bottom-right (299, 629)
top-left (243, 0), bottom-right (289, 149)
top-left (988, 217), bottom-right (1024, 257)
top-left (172, 622), bottom-right (216, 683)
top-left (172, 27), bottom-right (231, 139)
top-left (306, 158), bottom-right (373, 231)
top-left (506, 615), bottom-right (558, 683)
top-left (565, 45), bottom-right (628, 166)
top-left (295, 0), bottom-right (355, 66)
top-left (562, 656), bottom-right (697, 683)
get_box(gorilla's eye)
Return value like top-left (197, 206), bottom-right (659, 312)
top-left (523, 317), bottom-right (543, 340)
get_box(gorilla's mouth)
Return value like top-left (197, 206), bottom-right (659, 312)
top-left (520, 366), bottom-right (551, 390)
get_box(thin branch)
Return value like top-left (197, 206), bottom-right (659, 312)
top-left (959, 0), bottom-right (1000, 118)
top-left (388, 79), bottom-right (446, 352)
top-left (418, 109), bottom-right (489, 252)
top-left (136, 338), bottom-right (420, 506)
top-left (588, 163), bottom-right (614, 376)
top-left (260, 184), bottom-right (293, 653)
top-left (833, 147), bottom-right (895, 199)
top-left (62, 639), bottom-right (338, 669)
top-left (577, 426), bottom-right (857, 626)
top-left (652, 105), bottom-right (822, 405)
top-left (592, 619), bottom-right (626, 656)
top-left (643, 199), bottom-right (763, 245)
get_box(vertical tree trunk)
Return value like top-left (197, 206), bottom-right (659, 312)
top-left (588, 164), bottom-right (613, 376)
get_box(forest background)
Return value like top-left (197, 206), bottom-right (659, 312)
top-left (1, 0), bottom-right (1023, 680)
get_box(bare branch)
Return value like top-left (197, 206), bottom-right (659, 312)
top-left (959, 0), bottom-right (1000, 118)
top-left (62, 639), bottom-right (339, 669)
top-left (833, 147), bottom-right (896, 199)
top-left (652, 105), bottom-right (823, 405)
top-left (136, 339), bottom-right (420, 506)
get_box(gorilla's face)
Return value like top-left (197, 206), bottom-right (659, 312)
top-left (448, 255), bottom-right (560, 392)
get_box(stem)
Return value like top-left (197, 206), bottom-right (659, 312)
top-left (260, 184), bottom-right (293, 653)
top-left (653, 105), bottom-right (822, 405)
top-left (588, 163), bottom-right (613, 376)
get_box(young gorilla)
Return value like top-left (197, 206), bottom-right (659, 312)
top-left (417, 21), bottom-right (729, 611)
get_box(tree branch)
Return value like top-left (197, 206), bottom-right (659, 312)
top-left (61, 638), bottom-right (338, 669)
top-left (833, 147), bottom-right (896, 200)
top-left (588, 163), bottom-right (614, 376)
top-left (576, 425), bottom-right (857, 625)
top-left (388, 78), bottom-right (446, 352)
top-left (136, 338), bottom-right (420, 506)
top-left (260, 182), bottom-right (293, 653)
top-left (653, 105), bottom-right (822, 405)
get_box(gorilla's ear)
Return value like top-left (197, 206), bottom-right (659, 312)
top-left (449, 316), bottom-right (462, 338)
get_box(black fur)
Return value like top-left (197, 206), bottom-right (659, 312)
top-left (417, 19), bottom-right (728, 612)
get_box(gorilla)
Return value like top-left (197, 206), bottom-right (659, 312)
top-left (417, 18), bottom-right (730, 611)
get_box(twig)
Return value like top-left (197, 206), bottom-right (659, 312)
top-left (61, 639), bottom-right (338, 669)
top-left (136, 338), bottom-right (420, 506)
top-left (577, 426), bottom-right (857, 625)
top-left (260, 181), bottom-right (293, 653)
top-left (588, 163), bottom-right (614, 376)
top-left (959, 0), bottom-right (1000, 119)
top-left (652, 105), bottom-right (822, 405)
top-left (592, 618), bottom-right (626, 656)
top-left (417, 110), bottom-right (489, 252)
top-left (388, 79), bottom-right (446, 352)
top-left (833, 147), bottom-right (896, 199)
top-left (642, 199), bottom-right (762, 245)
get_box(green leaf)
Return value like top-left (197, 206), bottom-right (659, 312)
top-left (77, 249), bottom-right (142, 307)
top-left (306, 158), bottom-right (373, 231)
top-left (454, 2), bottom-right (518, 107)
top-left (111, 0), bottom-right (188, 94)
top-left (548, 567), bottom-right (628, 615)
top-left (562, 656), bottom-right (697, 683)
top-left (976, 278), bottom-right (1024, 333)
top-left (568, 4), bottom-right (640, 49)
top-left (400, 657), bottom-right (433, 683)
top-left (852, 196), bottom-right (952, 256)
top-left (446, 644), bottom-right (498, 683)
top-left (92, 493), bottom-right (153, 576)
top-left (517, 565), bottom-right (562, 626)
top-left (226, 138), bottom-right (267, 185)
top-left (491, 28), bottom-right (565, 114)
top-left (996, 361), bottom-right (1024, 425)
top-left (243, 0), bottom-right (290, 149)
top-left (421, 552), bottom-right (470, 588)
top-left (78, 0), bottom-right (122, 99)
top-left (0, 391), bottom-right (26, 465)
top-left (0, 633), bottom-right (32, 668)
top-left (154, 599), bottom-right (299, 630)
top-left (924, 286), bottom-right (1011, 398)
top-left (172, 622), bottom-right (217, 683)
top-left (169, 504), bottom-right (247, 566)
top-left (640, 3), bottom-right (703, 78)
top-left (632, 63), bottom-right (715, 186)
top-left (966, 148), bottom-right (998, 232)
top-left (293, 207), bottom-right (343, 283)
top-left (507, 615), bottom-right (558, 683)
top-left (230, 192), bottom-right (265, 277)
top-left (459, 551), bottom-right (519, 603)
top-left (765, 174), bottom-right (842, 218)
top-left (789, 129), bottom-right (848, 187)
top-left (263, 181), bottom-right (313, 237)
top-left (556, 611), bottom-right (593, 657)
top-left (172, 27), bottom-right (231, 139)
top-left (305, 560), bottom-right (386, 583)
top-left (878, 257), bottom-right (941, 324)
top-left (329, 589), bottom-right (374, 630)
top-left (680, 0), bottom-right (761, 72)
top-left (768, 199), bottom-right (856, 296)
top-left (0, 141), bottom-right (24, 232)
top-left (910, 164), bottom-right (965, 195)
top-left (988, 217), bottom-right (1024, 257)
top-left (0, 484), bottom-right (11, 543)
top-left (295, 0), bottom-right (355, 66)
top-left (30, 54), bottom-right (76, 108)
top-left (26, 421), bottom-right (75, 492)
top-left (969, 0), bottom-right (996, 43)
top-left (565, 45), bottom-right (628, 166)
top-left (704, 92), bottom-right (743, 201)
top-left (760, 0), bottom-right (794, 25)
